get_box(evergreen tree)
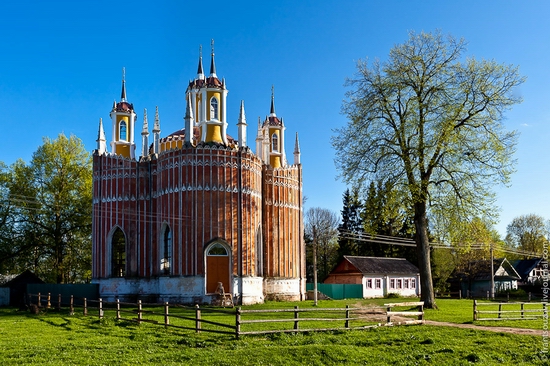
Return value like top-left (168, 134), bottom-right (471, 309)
top-left (337, 188), bottom-right (363, 260)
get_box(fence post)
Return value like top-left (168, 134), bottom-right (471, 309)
top-left (164, 302), bottom-right (169, 328)
top-left (386, 305), bottom-right (392, 324)
top-left (529, 292), bottom-right (532, 302)
top-left (116, 298), bottom-right (120, 320)
top-left (418, 303), bottom-right (424, 321)
top-left (99, 298), bottom-right (103, 319)
top-left (47, 293), bottom-right (51, 309)
top-left (521, 302), bottom-right (524, 318)
top-left (467, 290), bottom-right (470, 299)
top-left (459, 290), bottom-right (462, 300)
top-left (70, 295), bottom-right (74, 315)
top-left (507, 293), bottom-right (509, 302)
top-left (83, 298), bottom-right (88, 316)
top-left (473, 300), bottom-right (477, 321)
top-left (137, 300), bottom-right (142, 324)
top-left (294, 306), bottom-right (300, 330)
top-left (195, 304), bottom-right (201, 333)
top-left (57, 294), bottom-right (62, 311)
top-left (235, 307), bottom-right (241, 340)
top-left (38, 293), bottom-right (41, 308)
top-left (498, 303), bottom-right (502, 319)
top-left (486, 291), bottom-right (489, 300)
top-left (345, 305), bottom-right (349, 328)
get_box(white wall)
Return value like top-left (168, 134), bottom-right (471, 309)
top-left (362, 274), bottom-right (420, 298)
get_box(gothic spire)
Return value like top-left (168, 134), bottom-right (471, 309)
top-left (120, 67), bottom-right (127, 102)
top-left (209, 39), bottom-right (217, 77)
top-left (197, 45), bottom-right (204, 80)
top-left (270, 85), bottom-right (276, 116)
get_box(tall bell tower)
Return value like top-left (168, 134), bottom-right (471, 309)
top-left (110, 68), bottom-right (137, 158)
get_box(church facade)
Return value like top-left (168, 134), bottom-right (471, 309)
top-left (91, 47), bottom-right (305, 305)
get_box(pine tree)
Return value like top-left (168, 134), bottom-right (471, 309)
top-left (337, 188), bottom-right (363, 260)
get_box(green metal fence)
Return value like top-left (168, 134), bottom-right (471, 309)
top-left (306, 283), bottom-right (363, 299)
top-left (27, 284), bottom-right (99, 305)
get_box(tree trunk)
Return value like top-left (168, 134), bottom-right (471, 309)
top-left (414, 201), bottom-right (437, 309)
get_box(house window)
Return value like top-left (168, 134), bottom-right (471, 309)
top-left (397, 279), bottom-right (402, 289)
top-left (111, 228), bottom-right (126, 277)
top-left (366, 279), bottom-right (372, 289)
top-left (160, 226), bottom-right (172, 275)
top-left (375, 279), bottom-right (381, 289)
top-left (411, 279), bottom-right (416, 289)
top-left (119, 121), bottom-right (127, 141)
top-left (210, 97), bottom-right (219, 120)
top-left (404, 279), bottom-right (409, 289)
top-left (390, 279), bottom-right (395, 289)
top-left (271, 133), bottom-right (279, 152)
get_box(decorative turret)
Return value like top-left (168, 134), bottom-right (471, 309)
top-left (255, 118), bottom-right (263, 159)
top-left (237, 100), bottom-right (247, 148)
top-left (259, 86), bottom-right (286, 168)
top-left (184, 93), bottom-right (194, 145)
top-left (97, 118), bottom-right (107, 155)
top-left (293, 132), bottom-right (301, 165)
top-left (141, 109), bottom-right (149, 158)
top-left (186, 40), bottom-right (229, 145)
top-left (152, 106), bottom-right (161, 154)
top-left (110, 68), bottom-right (137, 159)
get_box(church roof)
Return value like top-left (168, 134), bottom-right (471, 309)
top-left (188, 76), bottom-right (223, 89)
top-left (157, 127), bottom-right (236, 148)
top-left (263, 115), bottom-right (282, 127)
top-left (114, 101), bottom-right (134, 112)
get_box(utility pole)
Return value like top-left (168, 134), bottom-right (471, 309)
top-left (490, 243), bottom-right (495, 300)
top-left (313, 227), bottom-right (318, 306)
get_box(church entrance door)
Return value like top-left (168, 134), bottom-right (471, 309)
top-left (206, 243), bottom-right (231, 294)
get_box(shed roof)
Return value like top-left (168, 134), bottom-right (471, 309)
top-left (343, 256), bottom-right (419, 275)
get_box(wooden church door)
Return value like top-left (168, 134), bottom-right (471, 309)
top-left (206, 243), bottom-right (230, 293)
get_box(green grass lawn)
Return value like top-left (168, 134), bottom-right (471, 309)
top-left (0, 298), bottom-right (547, 365)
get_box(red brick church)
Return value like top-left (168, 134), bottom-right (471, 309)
top-left (92, 45), bottom-right (305, 305)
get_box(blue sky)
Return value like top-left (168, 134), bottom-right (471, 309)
top-left (0, 1), bottom-right (548, 237)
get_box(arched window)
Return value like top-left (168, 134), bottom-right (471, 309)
top-left (111, 228), bottom-right (126, 277)
top-left (119, 121), bottom-right (127, 141)
top-left (161, 226), bottom-right (172, 275)
top-left (271, 133), bottom-right (279, 152)
top-left (210, 97), bottom-right (219, 120)
top-left (207, 243), bottom-right (228, 256)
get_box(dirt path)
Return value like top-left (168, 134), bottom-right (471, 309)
top-left (424, 320), bottom-right (542, 336)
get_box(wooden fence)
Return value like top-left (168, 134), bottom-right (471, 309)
top-left (27, 293), bottom-right (423, 339)
top-left (473, 300), bottom-right (547, 321)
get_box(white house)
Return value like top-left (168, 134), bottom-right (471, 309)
top-left (324, 256), bottom-right (420, 298)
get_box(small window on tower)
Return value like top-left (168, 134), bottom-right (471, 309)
top-left (272, 133), bottom-right (279, 152)
top-left (210, 97), bottom-right (219, 120)
top-left (119, 121), bottom-right (127, 141)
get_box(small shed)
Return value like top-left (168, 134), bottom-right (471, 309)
top-left (2, 270), bottom-right (45, 307)
top-left (449, 258), bottom-right (520, 297)
top-left (324, 256), bottom-right (420, 298)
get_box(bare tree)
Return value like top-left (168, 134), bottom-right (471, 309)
top-left (305, 207), bottom-right (340, 305)
top-left (333, 31), bottom-right (524, 308)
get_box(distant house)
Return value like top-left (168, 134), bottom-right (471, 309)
top-left (449, 258), bottom-right (520, 297)
top-left (1, 270), bottom-right (45, 307)
top-left (324, 256), bottom-right (420, 298)
top-left (510, 258), bottom-right (545, 286)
